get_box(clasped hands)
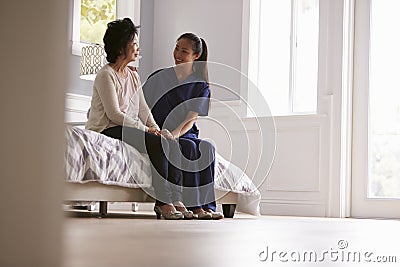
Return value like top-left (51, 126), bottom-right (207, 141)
top-left (148, 127), bottom-right (177, 140)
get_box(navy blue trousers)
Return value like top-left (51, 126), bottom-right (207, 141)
top-left (101, 126), bottom-right (182, 205)
top-left (178, 136), bottom-right (216, 211)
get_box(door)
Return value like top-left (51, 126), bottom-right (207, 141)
top-left (352, 0), bottom-right (400, 218)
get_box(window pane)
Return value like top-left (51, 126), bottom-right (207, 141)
top-left (369, 0), bottom-right (400, 198)
top-left (292, 0), bottom-right (319, 113)
top-left (250, 0), bottom-right (319, 116)
top-left (80, 0), bottom-right (116, 44)
top-left (258, 0), bottom-right (291, 115)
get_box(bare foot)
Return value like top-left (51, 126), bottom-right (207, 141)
top-left (160, 203), bottom-right (176, 214)
top-left (192, 208), bottom-right (212, 219)
top-left (206, 209), bottom-right (224, 219)
top-left (173, 201), bottom-right (188, 212)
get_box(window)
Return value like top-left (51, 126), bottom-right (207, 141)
top-left (80, 0), bottom-right (116, 45)
top-left (72, 0), bottom-right (140, 56)
top-left (248, 0), bottom-right (319, 116)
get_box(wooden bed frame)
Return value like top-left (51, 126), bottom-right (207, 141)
top-left (64, 182), bottom-right (238, 218)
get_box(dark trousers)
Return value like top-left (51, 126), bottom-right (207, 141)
top-left (178, 137), bottom-right (216, 211)
top-left (101, 126), bottom-right (182, 204)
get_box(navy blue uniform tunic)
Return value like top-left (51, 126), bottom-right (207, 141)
top-left (144, 67), bottom-right (216, 210)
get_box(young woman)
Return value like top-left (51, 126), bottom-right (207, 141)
top-left (85, 18), bottom-right (194, 220)
top-left (143, 33), bottom-right (223, 219)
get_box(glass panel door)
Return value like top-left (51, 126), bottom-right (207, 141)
top-left (368, 0), bottom-right (400, 198)
top-left (352, 0), bottom-right (400, 218)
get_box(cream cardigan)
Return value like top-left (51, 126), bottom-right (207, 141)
top-left (85, 64), bottom-right (159, 133)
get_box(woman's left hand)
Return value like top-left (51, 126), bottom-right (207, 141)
top-left (148, 127), bottom-right (161, 136)
top-left (160, 129), bottom-right (176, 140)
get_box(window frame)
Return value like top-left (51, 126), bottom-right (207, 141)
top-left (71, 0), bottom-right (140, 56)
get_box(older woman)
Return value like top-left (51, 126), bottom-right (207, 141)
top-left (86, 18), bottom-right (193, 220)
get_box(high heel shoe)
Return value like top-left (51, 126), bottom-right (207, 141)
top-left (174, 206), bottom-right (195, 220)
top-left (154, 205), bottom-right (184, 220)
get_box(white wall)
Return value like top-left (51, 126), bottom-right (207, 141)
top-left (138, 0), bottom-right (155, 81)
top-left (152, 0), bottom-right (244, 100)
top-left (153, 0), bottom-right (243, 69)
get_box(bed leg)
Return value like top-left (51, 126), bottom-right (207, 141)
top-left (70, 204), bottom-right (95, 211)
top-left (222, 204), bottom-right (236, 218)
top-left (99, 201), bottom-right (108, 217)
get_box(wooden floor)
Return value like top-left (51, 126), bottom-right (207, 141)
top-left (62, 210), bottom-right (400, 267)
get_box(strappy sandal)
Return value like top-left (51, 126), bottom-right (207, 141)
top-left (154, 205), bottom-right (184, 220)
top-left (192, 209), bottom-right (212, 220)
top-left (174, 206), bottom-right (195, 220)
top-left (206, 209), bottom-right (224, 220)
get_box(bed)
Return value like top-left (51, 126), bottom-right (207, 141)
top-left (64, 125), bottom-right (261, 218)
